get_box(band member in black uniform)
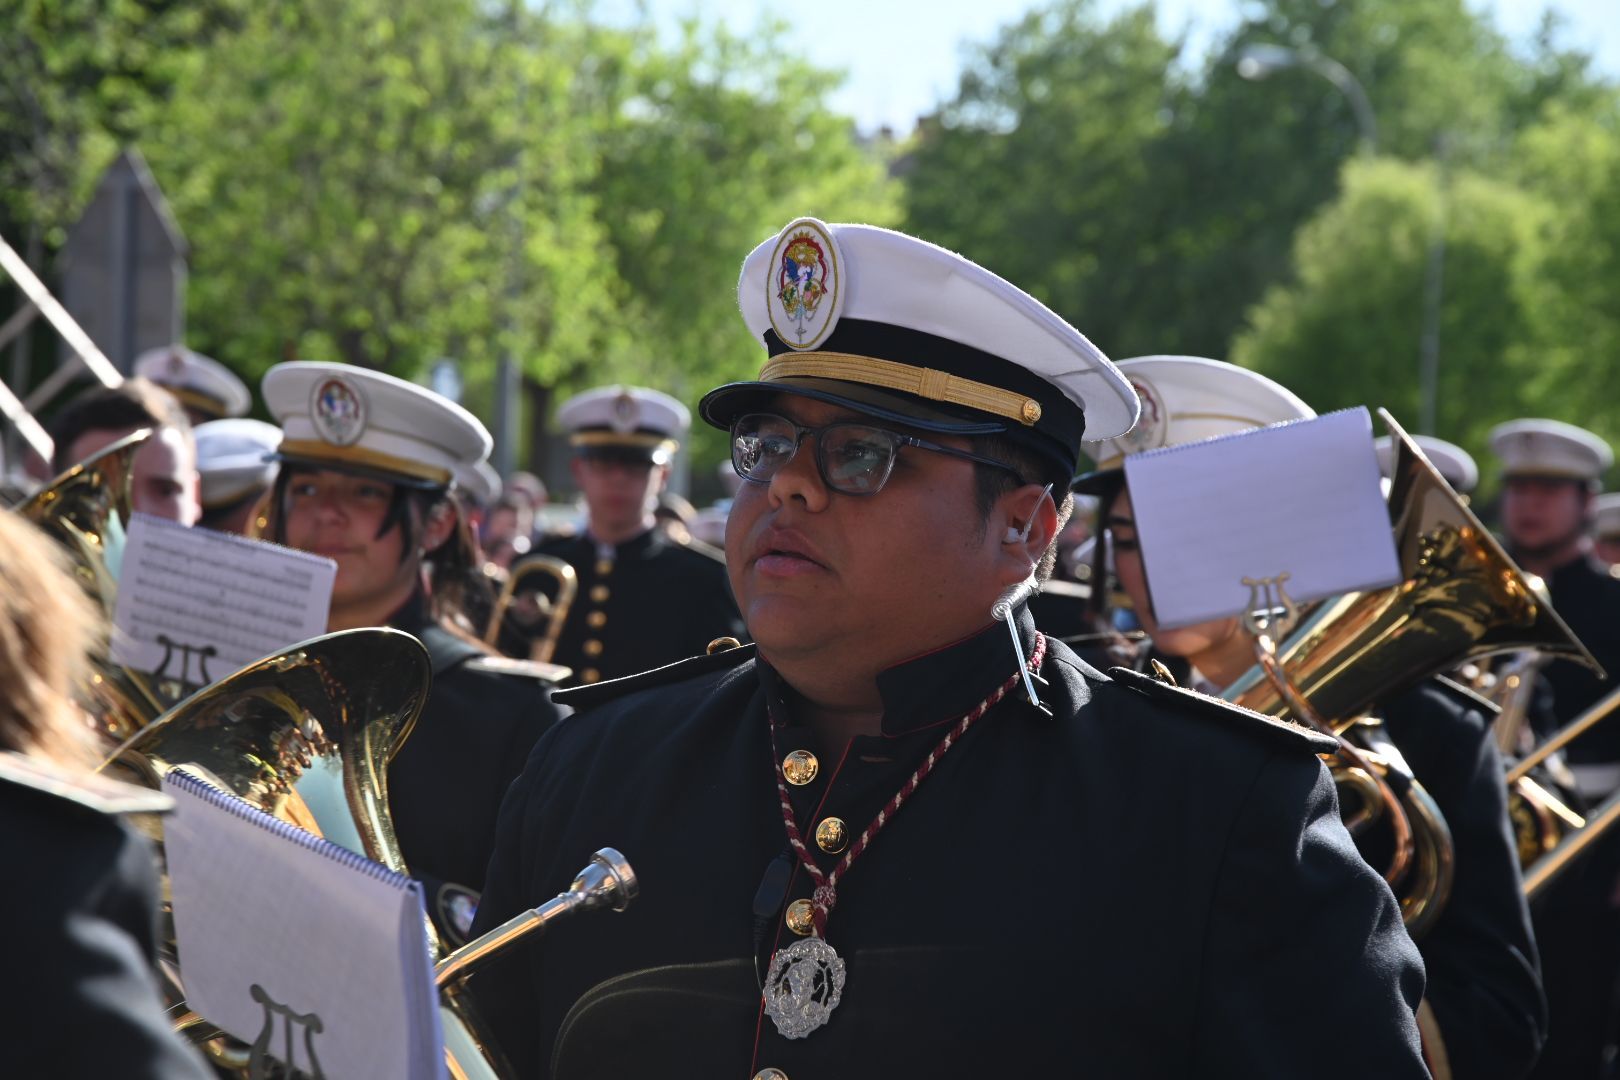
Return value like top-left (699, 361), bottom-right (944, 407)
top-left (525, 385), bottom-right (744, 685)
top-left (468, 220), bottom-right (1428, 1078)
top-left (1593, 494), bottom-right (1620, 568)
top-left (1487, 419), bottom-right (1620, 1079)
top-left (0, 510), bottom-right (211, 1078)
top-left (262, 361), bottom-right (564, 944)
top-left (1076, 356), bottom-right (1545, 1078)
top-left (193, 417), bottom-right (280, 535)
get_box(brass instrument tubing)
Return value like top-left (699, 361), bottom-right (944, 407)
top-left (1524, 787), bottom-right (1620, 901)
top-left (1255, 640), bottom-right (1416, 887)
top-left (1506, 684), bottom-right (1620, 784)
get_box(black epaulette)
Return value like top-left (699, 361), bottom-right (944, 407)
top-left (0, 751), bottom-right (174, 816)
top-left (555, 641), bottom-right (756, 711)
top-left (1107, 666), bottom-right (1338, 755)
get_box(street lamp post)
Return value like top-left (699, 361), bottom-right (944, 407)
top-left (1235, 43), bottom-right (1379, 155)
top-left (1237, 43), bottom-right (1443, 436)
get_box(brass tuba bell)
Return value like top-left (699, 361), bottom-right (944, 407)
top-left (21, 428), bottom-right (181, 741)
top-left (102, 627), bottom-right (535, 1079)
top-left (1223, 410), bottom-right (1601, 935)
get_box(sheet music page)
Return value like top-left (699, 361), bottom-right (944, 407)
top-left (1123, 407), bottom-right (1400, 629)
top-left (164, 771), bottom-right (443, 1080)
top-left (109, 513), bottom-right (335, 686)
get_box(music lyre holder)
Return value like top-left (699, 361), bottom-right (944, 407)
top-left (246, 983), bottom-right (326, 1080)
top-left (1238, 571), bottom-right (1415, 887)
top-left (154, 633), bottom-right (218, 698)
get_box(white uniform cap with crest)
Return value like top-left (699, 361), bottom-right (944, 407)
top-left (133, 345), bottom-right (252, 419)
top-left (262, 361), bottom-right (492, 488)
top-left (700, 218), bottom-right (1136, 479)
top-left (1592, 493), bottom-right (1620, 542)
top-left (453, 459), bottom-right (502, 507)
top-left (194, 418), bottom-right (281, 508)
top-left (1489, 419), bottom-right (1613, 484)
top-left (1374, 434), bottom-right (1478, 494)
top-left (1073, 356), bottom-right (1313, 493)
top-left (557, 385), bottom-right (690, 465)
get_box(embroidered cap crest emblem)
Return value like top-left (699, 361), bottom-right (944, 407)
top-left (611, 390), bottom-right (640, 434)
top-left (767, 218), bottom-right (844, 351)
top-left (1120, 377), bottom-right (1166, 455)
top-left (310, 377), bottom-right (366, 447)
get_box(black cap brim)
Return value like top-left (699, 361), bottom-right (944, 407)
top-left (1070, 465), bottom-right (1124, 497)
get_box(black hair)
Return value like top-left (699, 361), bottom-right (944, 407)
top-left (48, 377), bottom-right (192, 473)
top-left (268, 465), bottom-right (494, 638)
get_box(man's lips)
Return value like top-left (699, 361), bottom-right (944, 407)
top-left (751, 528), bottom-right (829, 574)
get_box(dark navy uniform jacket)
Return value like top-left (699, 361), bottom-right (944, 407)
top-left (1382, 681), bottom-right (1547, 1078)
top-left (5, 754), bottom-right (212, 1078)
top-left (528, 526), bottom-right (745, 686)
top-left (1541, 556), bottom-right (1620, 754)
top-left (468, 609), bottom-right (1428, 1078)
top-left (390, 593), bottom-right (565, 941)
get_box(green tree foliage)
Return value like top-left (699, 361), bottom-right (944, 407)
top-left (584, 17), bottom-right (898, 463)
top-left (1230, 158), bottom-right (1551, 454)
top-left (139, 0), bottom-right (621, 398)
top-left (903, 0), bottom-right (1615, 392)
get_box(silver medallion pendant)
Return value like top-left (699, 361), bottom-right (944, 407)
top-left (763, 936), bottom-right (847, 1039)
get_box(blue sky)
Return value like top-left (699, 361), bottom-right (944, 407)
top-left (604, 0), bottom-right (1620, 132)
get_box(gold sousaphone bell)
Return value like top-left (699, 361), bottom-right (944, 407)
top-left (1222, 410), bottom-right (1602, 934)
top-left (105, 627), bottom-right (630, 1079)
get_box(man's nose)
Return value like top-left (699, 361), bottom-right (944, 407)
top-left (767, 437), bottom-right (829, 511)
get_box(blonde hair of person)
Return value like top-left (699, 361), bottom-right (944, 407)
top-left (0, 511), bottom-right (102, 767)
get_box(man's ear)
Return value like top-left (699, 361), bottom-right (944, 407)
top-left (996, 483), bottom-right (1059, 577)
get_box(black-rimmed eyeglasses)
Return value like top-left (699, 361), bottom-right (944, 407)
top-left (729, 412), bottom-right (1025, 496)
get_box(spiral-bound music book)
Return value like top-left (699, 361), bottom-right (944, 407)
top-left (163, 769), bottom-right (444, 1080)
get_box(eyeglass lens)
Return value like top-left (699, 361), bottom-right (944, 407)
top-left (731, 414), bottom-right (898, 495)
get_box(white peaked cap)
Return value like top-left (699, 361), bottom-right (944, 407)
top-left (1490, 419), bottom-right (1613, 483)
top-left (263, 361), bottom-right (492, 488)
top-left (1374, 434), bottom-right (1479, 494)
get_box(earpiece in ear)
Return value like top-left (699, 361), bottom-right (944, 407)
top-left (1004, 526), bottom-right (1022, 544)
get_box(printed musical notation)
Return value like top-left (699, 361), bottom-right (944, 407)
top-left (110, 513), bottom-right (336, 687)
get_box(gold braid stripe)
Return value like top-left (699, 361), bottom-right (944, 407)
top-left (569, 431), bottom-right (678, 451)
top-left (760, 352), bottom-right (1042, 427)
top-left (278, 439), bottom-right (452, 485)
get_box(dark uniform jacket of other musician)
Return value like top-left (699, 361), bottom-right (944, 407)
top-left (1541, 556), bottom-right (1620, 759)
top-left (530, 526), bottom-right (746, 687)
top-left (390, 592), bottom-right (565, 937)
top-left (1381, 681), bottom-right (1547, 1079)
top-left (6, 762), bottom-right (212, 1078)
top-left (469, 608), bottom-right (1429, 1079)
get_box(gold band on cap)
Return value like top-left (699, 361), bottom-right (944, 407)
top-left (569, 432), bottom-right (679, 452)
top-left (166, 386), bottom-right (229, 419)
top-left (760, 351), bottom-right (1042, 427)
top-left (277, 439), bottom-right (452, 484)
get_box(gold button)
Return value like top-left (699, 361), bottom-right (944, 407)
top-left (782, 749), bottom-right (818, 786)
top-left (1021, 398), bottom-right (1042, 424)
top-left (582, 639), bottom-right (604, 657)
top-left (815, 817), bottom-right (848, 854)
top-left (753, 1070), bottom-right (788, 1080)
top-left (590, 584), bottom-right (610, 603)
top-left (707, 635), bottom-right (742, 654)
top-left (785, 898), bottom-right (815, 936)
top-left (586, 610), bottom-right (608, 629)
top-left (580, 668), bottom-right (601, 683)
top-left (594, 559), bottom-right (613, 575)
